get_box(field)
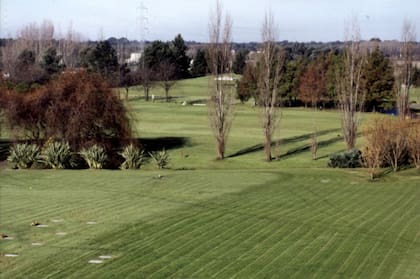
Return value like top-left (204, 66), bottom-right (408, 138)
top-left (1, 78), bottom-right (420, 278)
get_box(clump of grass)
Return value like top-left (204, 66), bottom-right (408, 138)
top-left (80, 145), bottom-right (107, 169)
top-left (7, 143), bottom-right (40, 169)
top-left (149, 149), bottom-right (169, 169)
top-left (120, 144), bottom-right (146, 170)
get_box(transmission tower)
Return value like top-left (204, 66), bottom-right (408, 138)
top-left (138, 1), bottom-right (148, 59)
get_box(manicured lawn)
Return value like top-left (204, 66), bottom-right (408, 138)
top-left (1, 169), bottom-right (419, 278)
top-left (1, 78), bottom-right (419, 278)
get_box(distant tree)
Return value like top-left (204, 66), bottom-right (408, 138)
top-left (298, 61), bottom-right (326, 108)
top-left (143, 41), bottom-right (173, 70)
top-left (325, 50), bottom-right (342, 106)
top-left (157, 60), bottom-right (177, 102)
top-left (396, 20), bottom-right (416, 118)
top-left (13, 49), bottom-right (43, 86)
top-left (138, 65), bottom-right (154, 102)
top-left (412, 66), bottom-right (420, 87)
top-left (171, 34), bottom-right (191, 79)
top-left (119, 63), bottom-right (135, 101)
top-left (233, 49), bottom-right (249, 74)
top-left (80, 41), bottom-right (119, 83)
top-left (236, 63), bottom-right (258, 104)
top-left (41, 47), bottom-right (64, 77)
top-left (361, 47), bottom-right (394, 111)
top-left (190, 48), bottom-right (208, 77)
top-left (207, 0), bottom-right (234, 160)
top-left (257, 12), bottom-right (284, 162)
top-left (278, 58), bottom-right (305, 106)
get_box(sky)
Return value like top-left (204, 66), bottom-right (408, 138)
top-left (0, 0), bottom-right (419, 42)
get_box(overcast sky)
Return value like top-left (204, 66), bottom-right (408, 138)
top-left (1, 0), bottom-right (419, 42)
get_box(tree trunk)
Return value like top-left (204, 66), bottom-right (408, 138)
top-left (125, 87), bottom-right (129, 101)
top-left (264, 130), bottom-right (272, 161)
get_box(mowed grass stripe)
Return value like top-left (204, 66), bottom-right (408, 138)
top-left (368, 201), bottom-right (420, 279)
top-left (311, 185), bottom-right (416, 278)
top-left (145, 213), bottom-right (270, 278)
top-left (97, 210), bottom-right (232, 276)
top-left (166, 217), bottom-right (274, 278)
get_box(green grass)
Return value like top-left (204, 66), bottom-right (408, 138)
top-left (1, 169), bottom-right (419, 278)
top-left (1, 78), bottom-right (420, 278)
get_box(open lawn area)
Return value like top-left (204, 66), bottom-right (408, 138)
top-left (1, 78), bottom-right (420, 278)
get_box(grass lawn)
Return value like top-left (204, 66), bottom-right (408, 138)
top-left (1, 78), bottom-right (419, 278)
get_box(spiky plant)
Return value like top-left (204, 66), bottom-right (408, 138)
top-left (39, 141), bottom-right (72, 169)
top-left (80, 145), bottom-right (107, 169)
top-left (7, 143), bottom-right (40, 169)
top-left (149, 149), bottom-right (169, 169)
top-left (120, 144), bottom-right (146, 170)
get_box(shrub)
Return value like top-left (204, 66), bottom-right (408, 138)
top-left (362, 118), bottom-right (386, 180)
top-left (120, 144), bottom-right (146, 170)
top-left (149, 149), bottom-right (169, 169)
top-left (407, 120), bottom-right (420, 169)
top-left (7, 143), bottom-right (40, 169)
top-left (80, 145), bottom-right (107, 169)
top-left (1, 71), bottom-right (132, 150)
top-left (328, 149), bottom-right (362, 168)
top-left (39, 140), bottom-right (72, 169)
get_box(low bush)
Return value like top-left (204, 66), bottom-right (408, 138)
top-left (120, 144), bottom-right (146, 170)
top-left (7, 143), bottom-right (40, 169)
top-left (328, 149), bottom-right (362, 168)
top-left (39, 140), bottom-right (72, 169)
top-left (80, 145), bottom-right (107, 169)
top-left (149, 149), bottom-right (170, 169)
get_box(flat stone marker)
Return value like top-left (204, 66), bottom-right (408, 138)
top-left (56, 232), bottom-right (67, 236)
top-left (321, 179), bottom-right (330, 183)
top-left (31, 242), bottom-right (43, 246)
top-left (36, 224), bottom-right (49, 228)
top-left (4, 254), bottom-right (18, 257)
top-left (88, 259), bottom-right (103, 264)
top-left (3, 236), bottom-right (14, 240)
top-left (51, 219), bottom-right (63, 223)
top-left (99, 255), bottom-right (112, 259)
top-left (86, 221), bottom-right (97, 225)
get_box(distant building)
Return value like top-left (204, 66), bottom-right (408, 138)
top-left (126, 53), bottom-right (142, 65)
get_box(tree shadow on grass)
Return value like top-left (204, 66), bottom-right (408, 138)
top-left (276, 134), bottom-right (345, 161)
top-left (227, 128), bottom-right (341, 159)
top-left (136, 136), bottom-right (191, 152)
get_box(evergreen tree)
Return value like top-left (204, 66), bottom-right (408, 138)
top-left (362, 47), bottom-right (395, 111)
top-left (171, 34), bottom-right (190, 79)
top-left (233, 49), bottom-right (249, 74)
top-left (41, 47), bottom-right (64, 76)
top-left (190, 49), bottom-right (208, 77)
top-left (80, 41), bottom-right (119, 83)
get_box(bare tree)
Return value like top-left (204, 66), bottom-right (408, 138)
top-left (139, 64), bottom-right (153, 101)
top-left (257, 12), bottom-right (284, 161)
top-left (396, 20), bottom-right (416, 119)
top-left (157, 60), bottom-right (177, 102)
top-left (207, 0), bottom-right (234, 160)
top-left (58, 24), bottom-right (83, 69)
top-left (337, 19), bottom-right (366, 150)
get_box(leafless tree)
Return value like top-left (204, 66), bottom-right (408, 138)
top-left (157, 60), bottom-right (177, 102)
top-left (257, 12), bottom-right (284, 161)
top-left (58, 24), bottom-right (83, 69)
top-left (139, 65), bottom-right (153, 101)
top-left (207, 0), bottom-right (234, 160)
top-left (337, 19), bottom-right (366, 150)
top-left (396, 19), bottom-right (416, 119)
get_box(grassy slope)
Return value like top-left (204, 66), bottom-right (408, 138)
top-left (1, 78), bottom-right (420, 278)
